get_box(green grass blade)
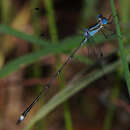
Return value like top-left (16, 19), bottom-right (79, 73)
top-left (0, 39), bottom-right (88, 78)
top-left (43, 0), bottom-right (73, 129)
top-left (0, 24), bottom-right (52, 47)
top-left (110, 0), bottom-right (130, 95)
top-left (0, 37), bottom-right (82, 78)
top-left (24, 53), bottom-right (130, 130)
top-left (103, 85), bottom-right (120, 130)
top-left (0, 46), bottom-right (63, 78)
top-left (43, 0), bottom-right (58, 43)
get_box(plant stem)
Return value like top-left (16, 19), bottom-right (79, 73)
top-left (43, 0), bottom-right (58, 43)
top-left (110, 0), bottom-right (130, 96)
top-left (43, 0), bottom-right (73, 130)
top-left (103, 83), bottom-right (120, 130)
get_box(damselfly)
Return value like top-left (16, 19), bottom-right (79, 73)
top-left (16, 14), bottom-right (110, 124)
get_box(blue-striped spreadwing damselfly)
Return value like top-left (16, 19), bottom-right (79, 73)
top-left (16, 14), bottom-right (113, 124)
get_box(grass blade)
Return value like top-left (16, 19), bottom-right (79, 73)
top-left (110, 0), bottom-right (130, 96)
top-left (0, 24), bottom-right (52, 47)
top-left (0, 46), bottom-right (62, 78)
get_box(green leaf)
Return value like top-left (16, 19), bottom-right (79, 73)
top-left (0, 24), bottom-right (53, 47)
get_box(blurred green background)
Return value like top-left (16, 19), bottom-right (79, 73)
top-left (0, 0), bottom-right (130, 130)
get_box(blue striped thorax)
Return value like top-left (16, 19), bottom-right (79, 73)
top-left (84, 14), bottom-right (108, 38)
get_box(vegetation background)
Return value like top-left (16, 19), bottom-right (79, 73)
top-left (0, 0), bottom-right (130, 130)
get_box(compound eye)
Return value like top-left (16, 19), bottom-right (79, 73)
top-left (102, 18), bottom-right (108, 24)
top-left (97, 14), bottom-right (103, 19)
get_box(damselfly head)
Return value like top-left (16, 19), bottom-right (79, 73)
top-left (97, 14), bottom-right (108, 25)
top-left (97, 14), bottom-right (103, 19)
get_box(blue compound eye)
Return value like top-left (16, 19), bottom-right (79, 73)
top-left (102, 18), bottom-right (108, 24)
top-left (97, 14), bottom-right (103, 19)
